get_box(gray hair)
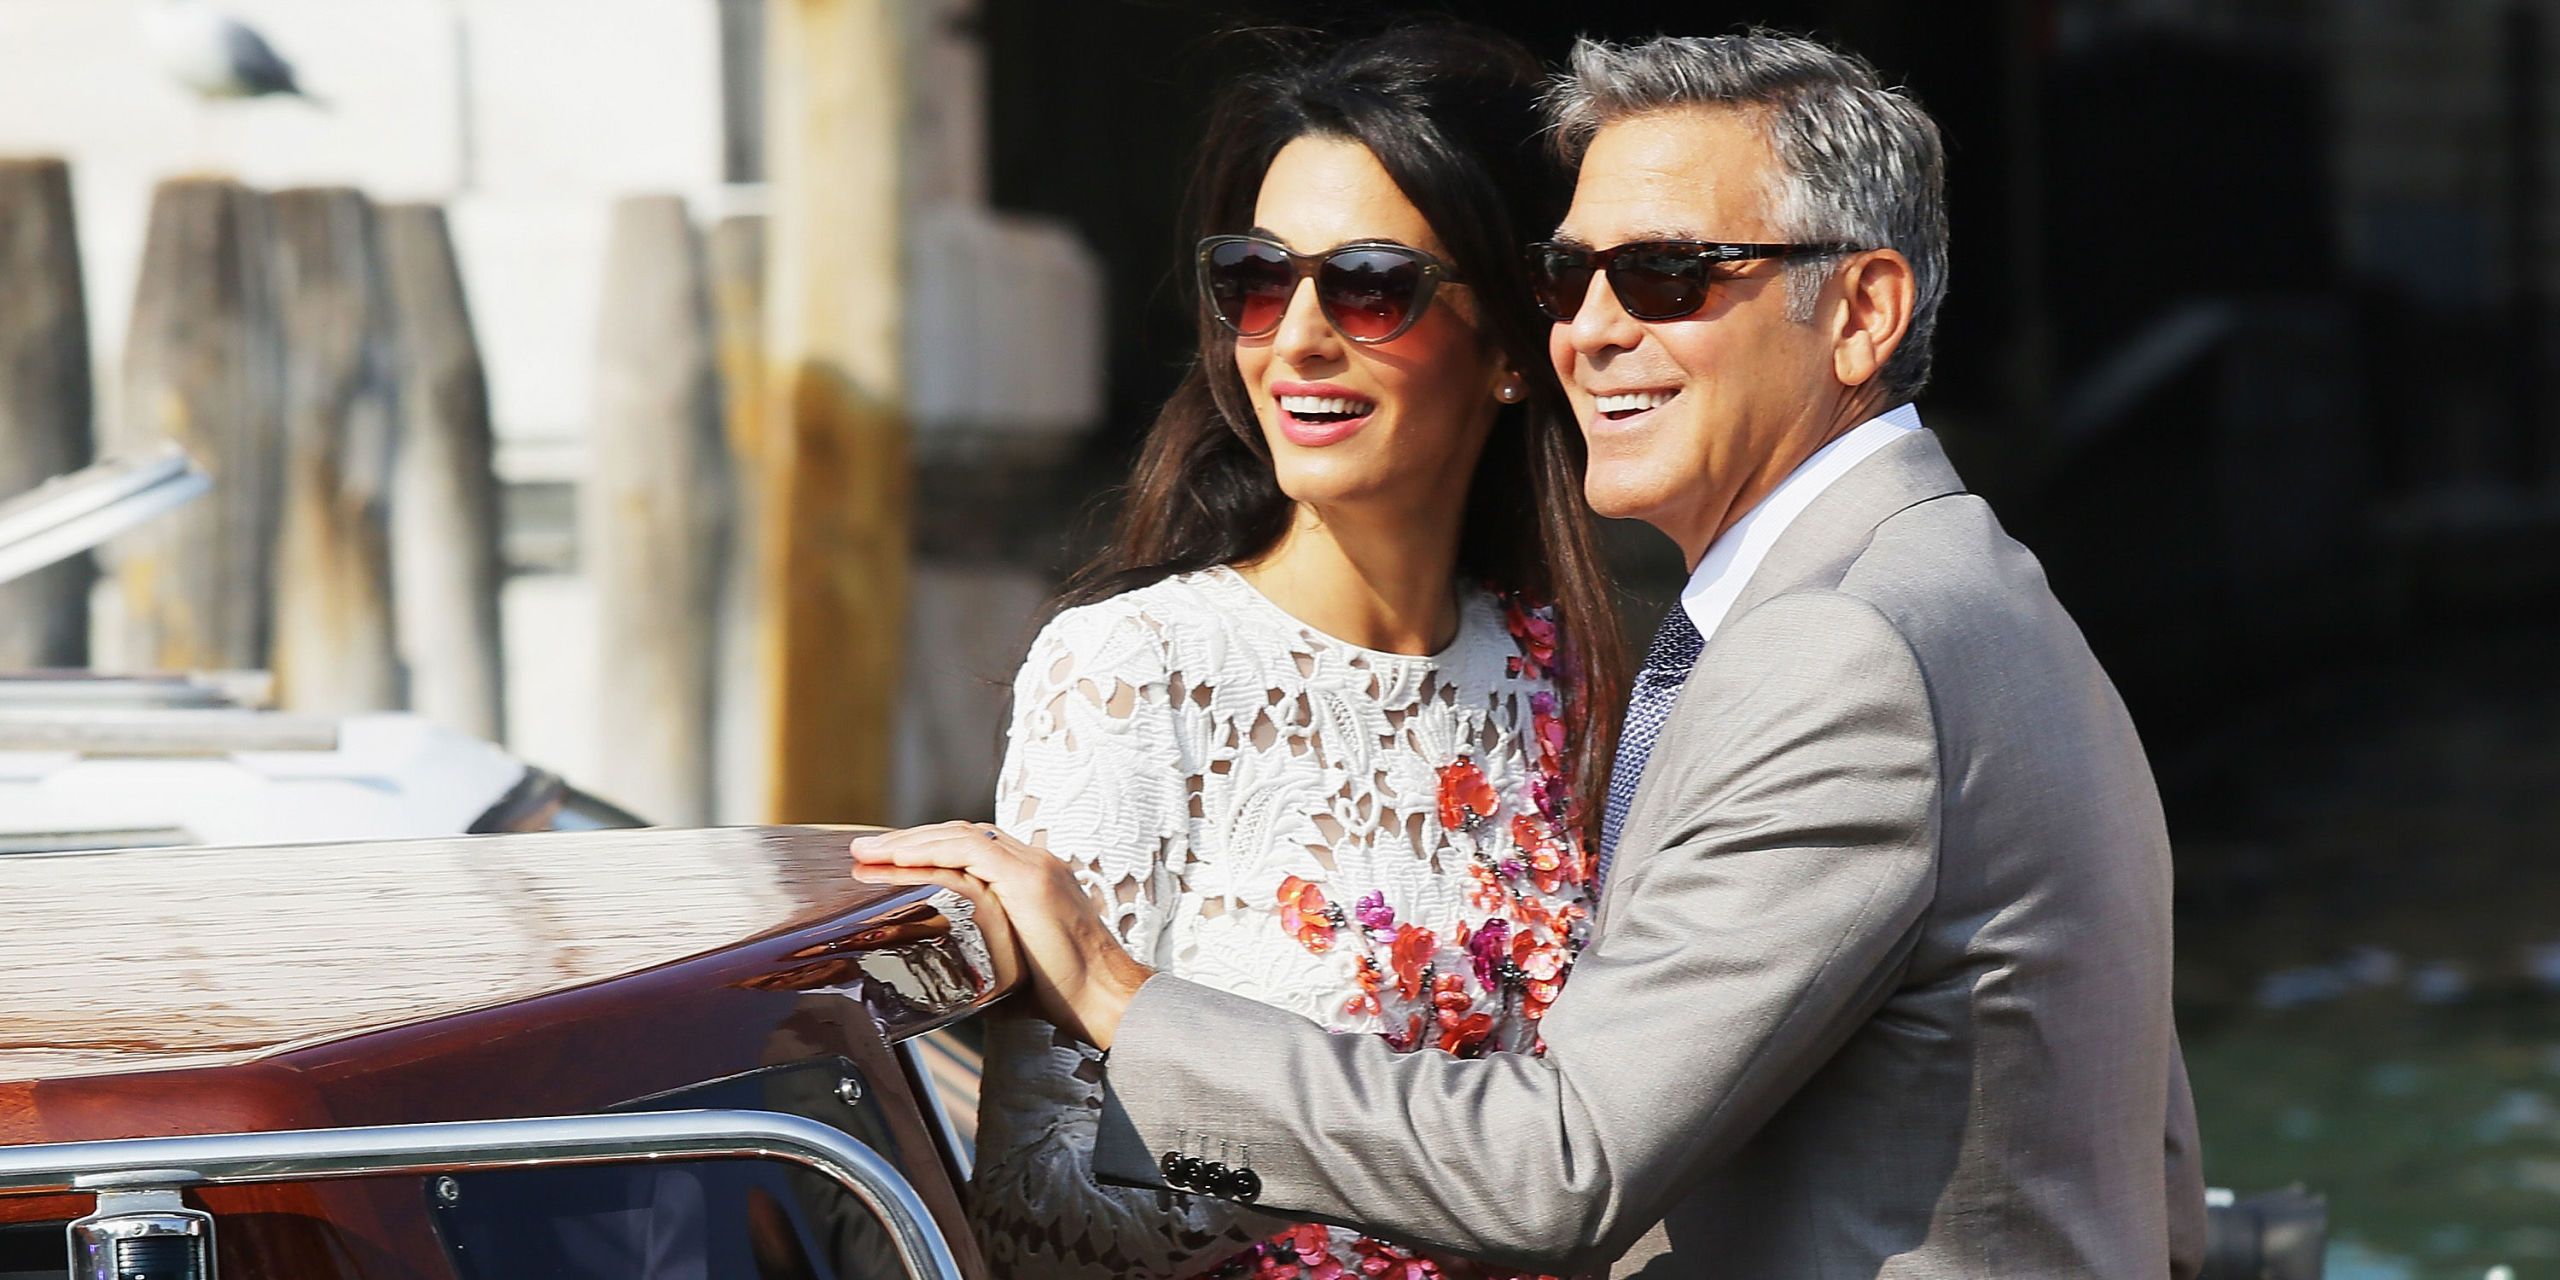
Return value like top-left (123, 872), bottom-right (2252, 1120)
top-left (1546, 32), bottom-right (1949, 404)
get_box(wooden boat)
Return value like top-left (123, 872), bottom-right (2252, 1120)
top-left (0, 825), bottom-right (1007, 1278)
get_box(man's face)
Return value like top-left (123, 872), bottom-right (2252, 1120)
top-left (1548, 107), bottom-right (1847, 563)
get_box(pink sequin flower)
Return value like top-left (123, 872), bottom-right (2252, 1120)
top-left (1467, 918), bottom-right (1511, 989)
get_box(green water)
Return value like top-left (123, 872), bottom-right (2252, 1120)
top-left (2184, 992), bottom-right (2560, 1279)
top-left (2168, 623), bottom-right (2560, 1280)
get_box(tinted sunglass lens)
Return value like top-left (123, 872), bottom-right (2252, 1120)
top-left (1528, 249), bottom-right (1592, 321)
top-left (1206, 241), bottom-right (1294, 335)
top-left (1609, 248), bottom-right (1709, 320)
top-left (1318, 250), bottom-right (1423, 342)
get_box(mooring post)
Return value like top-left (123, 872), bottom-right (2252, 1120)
top-left (380, 202), bottom-right (504, 740)
top-left (0, 157), bottom-right (96, 668)
top-left (760, 0), bottom-right (911, 823)
top-left (114, 176), bottom-right (285, 673)
top-left (588, 195), bottom-right (729, 825)
top-left (270, 186), bottom-right (403, 712)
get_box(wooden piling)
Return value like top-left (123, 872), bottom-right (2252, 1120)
top-left (588, 196), bottom-right (729, 825)
top-left (0, 158), bottom-right (95, 669)
top-left (269, 187), bottom-right (402, 712)
top-left (379, 202), bottom-right (504, 741)
top-left (113, 177), bottom-right (285, 673)
top-left (763, 0), bottom-right (911, 823)
top-left (708, 212), bottom-right (769, 821)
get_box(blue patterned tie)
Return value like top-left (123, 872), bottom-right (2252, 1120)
top-left (1597, 606), bottom-right (1706, 888)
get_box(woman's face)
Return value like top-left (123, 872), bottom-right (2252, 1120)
top-left (1232, 135), bottom-right (1513, 522)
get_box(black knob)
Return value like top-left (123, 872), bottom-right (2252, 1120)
top-left (1171, 1155), bottom-right (1205, 1188)
top-left (1201, 1160), bottom-right (1232, 1194)
top-left (116, 1235), bottom-right (206, 1280)
top-left (1232, 1167), bottom-right (1262, 1204)
top-left (1159, 1151), bottom-right (1184, 1183)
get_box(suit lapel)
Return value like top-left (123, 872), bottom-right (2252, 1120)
top-left (1718, 428), bottom-right (1968, 628)
top-left (1592, 429), bottom-right (1967, 932)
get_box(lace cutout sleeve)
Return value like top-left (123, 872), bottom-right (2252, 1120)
top-left (969, 601), bottom-right (1278, 1278)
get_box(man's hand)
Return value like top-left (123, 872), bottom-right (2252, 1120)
top-left (850, 823), bottom-right (1153, 1049)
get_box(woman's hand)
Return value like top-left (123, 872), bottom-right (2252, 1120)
top-left (850, 822), bottom-right (1154, 1050)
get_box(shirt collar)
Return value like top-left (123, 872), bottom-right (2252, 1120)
top-left (1679, 401), bottom-right (1925, 643)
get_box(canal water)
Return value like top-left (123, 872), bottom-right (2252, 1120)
top-left (2168, 619), bottom-right (2560, 1279)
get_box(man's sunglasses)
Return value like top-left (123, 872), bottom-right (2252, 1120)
top-left (1198, 234), bottom-right (1462, 345)
top-left (1524, 239), bottom-right (1859, 322)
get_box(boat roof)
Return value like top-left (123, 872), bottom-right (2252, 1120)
top-left (0, 825), bottom-right (924, 1083)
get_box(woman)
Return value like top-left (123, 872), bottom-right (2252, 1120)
top-left (962, 24), bottom-right (1624, 1279)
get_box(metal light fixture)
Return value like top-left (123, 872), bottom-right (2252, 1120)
top-left (67, 1181), bottom-right (213, 1280)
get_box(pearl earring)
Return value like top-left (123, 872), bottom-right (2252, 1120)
top-left (1496, 378), bottom-right (1524, 404)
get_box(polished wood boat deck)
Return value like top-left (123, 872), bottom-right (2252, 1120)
top-left (0, 825), bottom-right (900, 1083)
top-left (0, 825), bottom-right (1000, 1275)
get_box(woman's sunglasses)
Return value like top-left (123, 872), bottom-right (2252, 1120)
top-left (1198, 234), bottom-right (1462, 345)
top-left (1524, 239), bottom-right (1858, 322)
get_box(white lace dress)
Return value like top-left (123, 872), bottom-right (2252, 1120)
top-left (969, 565), bottom-right (1593, 1280)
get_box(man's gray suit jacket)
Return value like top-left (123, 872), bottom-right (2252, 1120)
top-left (1090, 428), bottom-right (2209, 1278)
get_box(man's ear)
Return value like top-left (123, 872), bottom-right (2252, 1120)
top-left (1831, 249), bottom-right (1915, 389)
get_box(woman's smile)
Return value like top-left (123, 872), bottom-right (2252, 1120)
top-left (1271, 379), bottom-right (1380, 447)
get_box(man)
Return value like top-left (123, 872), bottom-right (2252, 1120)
top-left (859, 31), bottom-right (2206, 1278)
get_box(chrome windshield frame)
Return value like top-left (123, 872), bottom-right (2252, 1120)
top-left (0, 1107), bottom-right (962, 1280)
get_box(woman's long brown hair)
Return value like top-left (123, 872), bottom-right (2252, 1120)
top-left (1055, 21), bottom-right (1627, 841)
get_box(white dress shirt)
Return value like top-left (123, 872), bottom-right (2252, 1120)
top-left (1680, 401), bottom-right (1925, 643)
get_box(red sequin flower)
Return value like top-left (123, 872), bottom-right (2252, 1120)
top-left (1509, 813), bottom-right (1577, 893)
top-left (1350, 1237), bottom-right (1445, 1280)
top-left (1278, 875), bottom-right (1337, 953)
top-left (1390, 924), bottom-right (1438, 1001)
top-left (1343, 955), bottom-right (1384, 1020)
top-left (1436, 757), bottom-right (1498, 833)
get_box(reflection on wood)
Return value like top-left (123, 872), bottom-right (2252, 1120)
top-left (0, 825), bottom-right (997, 1276)
top-left (0, 826), bottom-right (910, 1082)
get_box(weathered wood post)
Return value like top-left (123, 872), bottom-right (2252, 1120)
top-left (379, 203), bottom-right (504, 740)
top-left (113, 177), bottom-right (284, 672)
top-left (708, 211), bottom-right (769, 821)
top-left (269, 187), bottom-right (402, 712)
top-left (0, 158), bottom-right (95, 668)
top-left (588, 195), bottom-right (729, 825)
top-left (763, 0), bottom-right (911, 822)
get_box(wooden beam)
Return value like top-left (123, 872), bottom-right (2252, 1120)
top-left (588, 195), bottom-right (728, 825)
top-left (379, 202), bottom-right (504, 741)
top-left (113, 177), bottom-right (284, 673)
top-left (0, 157), bottom-right (94, 668)
top-left (761, 0), bottom-right (911, 823)
top-left (710, 214), bottom-right (770, 490)
top-left (269, 187), bottom-right (402, 713)
top-left (708, 212), bottom-right (769, 822)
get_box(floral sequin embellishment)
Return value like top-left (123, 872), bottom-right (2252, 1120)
top-left (1231, 590), bottom-right (1592, 1280)
top-left (1436, 756), bottom-right (1499, 834)
top-left (1277, 875), bottom-right (1342, 953)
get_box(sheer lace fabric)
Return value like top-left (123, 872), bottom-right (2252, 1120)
top-left (970, 567), bottom-right (1591, 1279)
